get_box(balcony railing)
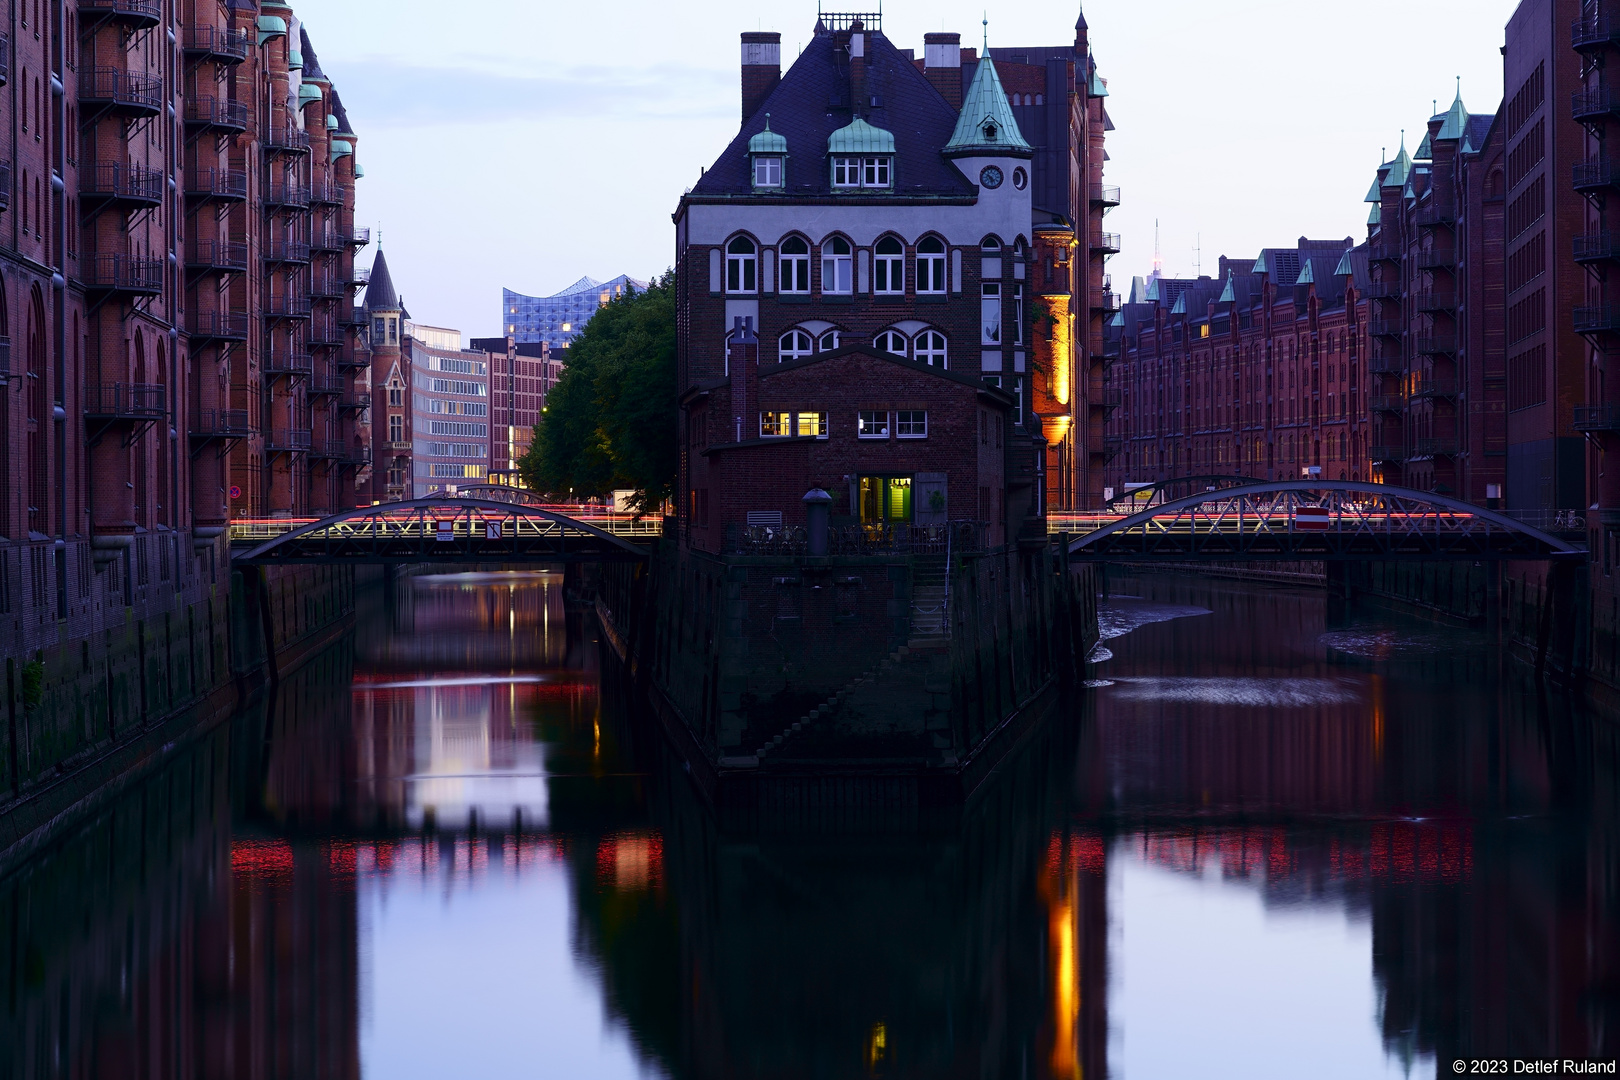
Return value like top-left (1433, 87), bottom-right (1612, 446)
top-left (1576, 404), bottom-right (1620, 432)
top-left (182, 26), bottom-right (250, 63)
top-left (1414, 290), bottom-right (1457, 313)
top-left (264, 125), bottom-right (311, 155)
top-left (186, 240), bottom-right (249, 274)
top-left (310, 318), bottom-right (344, 346)
top-left (1415, 247), bottom-right (1456, 271)
top-left (190, 408), bottom-right (251, 437)
top-left (347, 265), bottom-right (372, 287)
top-left (1362, 280), bottom-right (1400, 301)
top-left (311, 230), bottom-right (342, 252)
top-left (1369, 394), bottom-right (1406, 413)
top-left (1573, 14), bottom-right (1620, 51)
top-left (264, 294), bottom-right (313, 320)
top-left (1411, 377), bottom-right (1458, 399)
top-left (266, 429), bottom-right (312, 453)
top-left (1368, 240), bottom-right (1403, 262)
top-left (1574, 232), bottom-right (1620, 264)
top-left (1575, 156), bottom-right (1620, 192)
top-left (338, 350), bottom-right (371, 370)
top-left (1369, 318), bottom-right (1405, 338)
top-left (263, 352), bottom-right (313, 377)
top-left (1091, 289), bottom-right (1120, 313)
top-left (0, 32), bottom-right (11, 88)
top-left (265, 182), bottom-right (310, 208)
top-left (1369, 444), bottom-right (1406, 462)
top-left (189, 310), bottom-right (250, 341)
top-left (344, 225), bottom-right (372, 247)
top-left (78, 0), bottom-right (161, 29)
top-left (309, 180), bottom-right (347, 206)
top-left (341, 444), bottom-right (374, 466)
top-left (81, 254), bottom-right (163, 295)
top-left (309, 371), bottom-right (343, 396)
top-left (263, 240), bottom-right (311, 265)
top-left (339, 392), bottom-right (371, 413)
top-left (1575, 303), bottom-right (1620, 334)
top-left (1415, 204), bottom-right (1455, 228)
top-left (81, 162), bottom-right (163, 207)
top-left (312, 274), bottom-right (344, 298)
top-left (1094, 232), bottom-right (1121, 254)
top-left (1090, 185), bottom-right (1121, 207)
top-left (79, 66), bottom-right (163, 115)
top-left (1415, 333), bottom-right (1457, 355)
top-left (83, 382), bottom-right (164, 419)
top-left (1412, 438), bottom-right (1458, 457)
top-left (1099, 388), bottom-right (1123, 412)
top-left (1368, 352), bottom-right (1404, 375)
top-left (184, 167), bottom-right (248, 201)
top-left (1102, 436), bottom-right (1124, 459)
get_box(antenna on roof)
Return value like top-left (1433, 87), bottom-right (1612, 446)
top-left (983, 12), bottom-right (989, 52)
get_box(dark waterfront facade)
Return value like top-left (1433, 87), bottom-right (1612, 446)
top-left (3, 570), bottom-right (1617, 1077)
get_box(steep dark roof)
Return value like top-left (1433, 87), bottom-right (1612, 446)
top-left (364, 249), bottom-right (399, 312)
top-left (692, 29), bottom-right (974, 198)
top-left (329, 88), bottom-right (354, 135)
top-left (300, 27), bottom-right (328, 83)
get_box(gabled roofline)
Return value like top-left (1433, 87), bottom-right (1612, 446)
top-left (762, 343), bottom-right (1017, 405)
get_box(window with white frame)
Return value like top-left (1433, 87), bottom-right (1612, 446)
top-left (817, 329), bottom-right (841, 352)
top-left (917, 237), bottom-right (946, 294)
top-left (760, 411), bottom-right (790, 437)
top-left (874, 330), bottom-right (907, 356)
top-left (725, 236), bottom-right (757, 294)
top-left (753, 155), bottom-right (783, 189)
top-left (874, 236), bottom-right (904, 294)
top-left (779, 236), bottom-right (811, 293)
top-left (1013, 284), bottom-right (1025, 345)
top-left (779, 329), bottom-right (814, 360)
top-left (981, 235), bottom-right (1002, 253)
top-left (896, 410), bottom-right (927, 438)
top-left (795, 412), bottom-right (828, 438)
top-left (821, 237), bottom-right (852, 294)
top-left (982, 282), bottom-right (1002, 344)
top-left (915, 330), bottom-right (947, 368)
top-left (832, 156), bottom-right (891, 188)
top-left (858, 410), bottom-right (890, 438)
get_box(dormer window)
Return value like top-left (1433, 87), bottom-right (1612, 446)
top-left (833, 156), bottom-right (890, 189)
top-left (827, 117), bottom-right (896, 191)
top-left (753, 156), bottom-right (783, 189)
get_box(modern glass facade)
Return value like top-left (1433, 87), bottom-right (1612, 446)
top-left (501, 275), bottom-right (649, 348)
top-left (408, 339), bottom-right (491, 497)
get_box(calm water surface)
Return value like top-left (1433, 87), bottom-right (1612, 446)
top-left (3, 570), bottom-right (1617, 1079)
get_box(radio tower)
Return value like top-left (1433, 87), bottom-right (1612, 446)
top-left (1150, 219), bottom-right (1163, 283)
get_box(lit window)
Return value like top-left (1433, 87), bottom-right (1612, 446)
top-left (897, 411), bottom-right (927, 438)
top-left (917, 237), bottom-right (946, 294)
top-left (858, 410), bottom-right (890, 438)
top-left (821, 237), bottom-right (852, 294)
top-left (874, 236), bottom-right (904, 294)
top-left (779, 329), bottom-right (814, 360)
top-left (753, 155), bottom-right (783, 188)
top-left (915, 330), bottom-right (947, 368)
top-left (874, 330), bottom-right (907, 356)
top-left (795, 412), bottom-right (828, 438)
top-left (726, 236), bottom-right (757, 294)
top-left (760, 411), bottom-right (790, 437)
top-left (780, 236), bottom-right (811, 293)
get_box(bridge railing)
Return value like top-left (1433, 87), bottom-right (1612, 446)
top-left (229, 504), bottom-right (664, 545)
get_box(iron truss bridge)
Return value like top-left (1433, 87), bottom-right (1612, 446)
top-left (1063, 482), bottom-right (1585, 563)
top-left (232, 499), bottom-right (652, 565)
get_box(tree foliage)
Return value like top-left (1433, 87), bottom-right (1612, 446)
top-left (517, 273), bottom-right (677, 514)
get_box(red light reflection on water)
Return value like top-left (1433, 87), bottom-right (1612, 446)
top-left (595, 832), bottom-right (665, 890)
top-left (1122, 821), bottom-right (1474, 884)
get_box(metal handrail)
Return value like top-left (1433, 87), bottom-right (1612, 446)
top-left (183, 96), bottom-right (249, 130)
top-left (84, 382), bottom-right (164, 418)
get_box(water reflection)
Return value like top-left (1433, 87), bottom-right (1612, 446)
top-left (2, 570), bottom-right (1617, 1078)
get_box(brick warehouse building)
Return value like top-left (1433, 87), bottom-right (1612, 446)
top-left (674, 9), bottom-right (1113, 542)
top-left (1, 3), bottom-right (365, 666)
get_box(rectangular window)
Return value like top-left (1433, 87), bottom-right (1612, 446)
top-left (795, 412), bottom-right (827, 438)
top-left (863, 157), bottom-right (890, 187)
top-left (982, 283), bottom-right (1002, 344)
top-left (753, 156), bottom-right (782, 187)
top-left (833, 157), bottom-right (860, 187)
top-left (918, 249), bottom-right (946, 294)
top-left (1013, 284), bottom-right (1025, 345)
top-left (760, 411), bottom-right (790, 437)
top-left (896, 410), bottom-right (927, 438)
top-left (858, 410), bottom-right (890, 438)
top-left (781, 251), bottom-right (810, 293)
top-left (429, 464), bottom-right (488, 479)
top-left (388, 415), bottom-right (403, 442)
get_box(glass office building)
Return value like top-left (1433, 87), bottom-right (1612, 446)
top-left (501, 275), bottom-right (649, 349)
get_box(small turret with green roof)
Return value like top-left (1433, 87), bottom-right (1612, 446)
top-left (944, 51), bottom-right (1031, 157)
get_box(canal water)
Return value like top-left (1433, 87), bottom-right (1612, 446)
top-left (3, 569), bottom-right (1617, 1079)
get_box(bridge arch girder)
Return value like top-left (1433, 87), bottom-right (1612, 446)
top-left (235, 498), bottom-right (650, 565)
top-left (1070, 482), bottom-right (1583, 562)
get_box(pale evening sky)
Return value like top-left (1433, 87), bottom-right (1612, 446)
top-left (294, 0), bottom-right (1521, 340)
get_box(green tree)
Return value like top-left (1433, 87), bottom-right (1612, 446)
top-left (518, 273), bottom-right (677, 514)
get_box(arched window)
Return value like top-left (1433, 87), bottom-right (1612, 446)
top-left (874, 236), bottom-right (904, 295)
top-left (821, 236), bottom-right (852, 295)
top-left (779, 329), bottom-right (814, 360)
top-left (725, 236), bottom-right (757, 294)
top-left (873, 330), bottom-right (908, 356)
top-left (779, 236), bottom-right (810, 294)
top-left (917, 237), bottom-right (946, 294)
top-left (915, 330), bottom-right (947, 368)
top-left (817, 329), bottom-right (840, 352)
top-left (981, 235), bottom-right (1002, 253)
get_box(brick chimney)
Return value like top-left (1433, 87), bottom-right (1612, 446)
top-left (924, 33), bottom-right (963, 108)
top-left (741, 32), bottom-right (781, 121)
top-left (849, 20), bottom-right (867, 114)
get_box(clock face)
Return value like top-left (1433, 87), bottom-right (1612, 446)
top-left (980, 165), bottom-right (1004, 190)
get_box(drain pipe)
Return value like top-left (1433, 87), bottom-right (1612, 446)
top-left (50, 0), bottom-right (67, 617)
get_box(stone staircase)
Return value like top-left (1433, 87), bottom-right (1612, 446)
top-left (753, 646), bottom-right (916, 761)
top-left (909, 555), bottom-right (950, 647)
